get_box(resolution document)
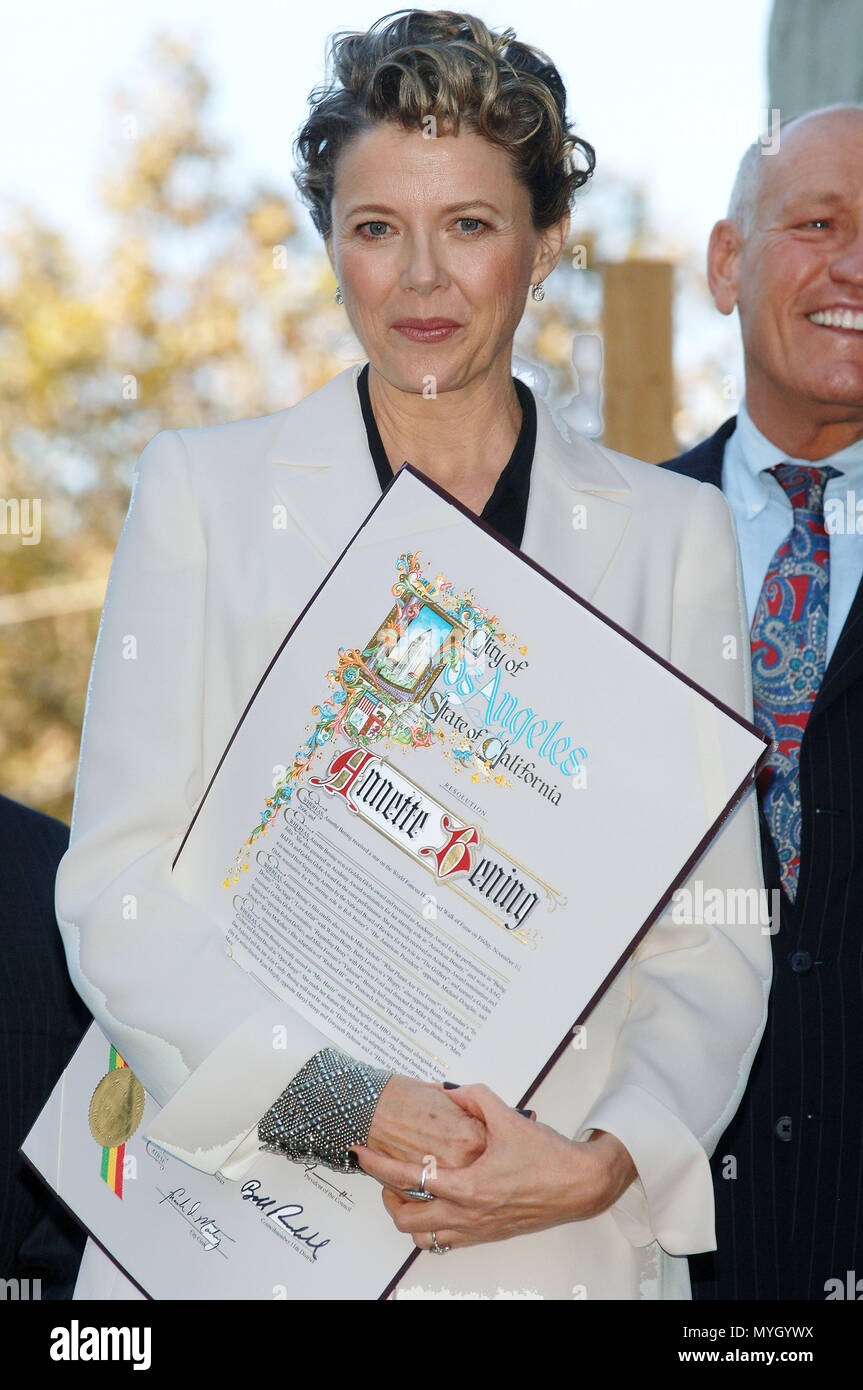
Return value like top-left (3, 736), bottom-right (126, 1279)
top-left (24, 464), bottom-right (768, 1299)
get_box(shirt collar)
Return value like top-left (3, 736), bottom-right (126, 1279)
top-left (727, 398), bottom-right (863, 519)
top-left (355, 360), bottom-right (537, 549)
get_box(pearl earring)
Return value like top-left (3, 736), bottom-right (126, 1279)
top-left (531, 281), bottom-right (545, 302)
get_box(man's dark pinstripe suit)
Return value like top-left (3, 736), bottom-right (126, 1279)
top-left (0, 793), bottom-right (91, 1297)
top-left (662, 418), bottom-right (863, 1301)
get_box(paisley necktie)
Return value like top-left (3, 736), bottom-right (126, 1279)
top-left (749, 464), bottom-right (841, 901)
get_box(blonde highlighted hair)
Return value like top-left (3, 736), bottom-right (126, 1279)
top-left (293, 8), bottom-right (595, 238)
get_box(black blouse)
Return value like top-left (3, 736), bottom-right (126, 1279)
top-left (356, 361), bottom-right (537, 550)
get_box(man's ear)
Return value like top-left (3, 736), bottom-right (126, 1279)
top-left (707, 219), bottom-right (743, 315)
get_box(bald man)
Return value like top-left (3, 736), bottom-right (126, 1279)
top-left (662, 105), bottom-right (863, 1301)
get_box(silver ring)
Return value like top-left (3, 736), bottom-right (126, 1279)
top-left (403, 1165), bottom-right (435, 1201)
top-left (430, 1232), bottom-right (452, 1255)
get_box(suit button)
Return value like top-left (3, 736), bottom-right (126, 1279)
top-left (774, 1115), bottom-right (793, 1142)
top-left (790, 950), bottom-right (813, 973)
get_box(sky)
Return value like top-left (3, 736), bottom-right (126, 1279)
top-left (0, 0), bottom-right (774, 263)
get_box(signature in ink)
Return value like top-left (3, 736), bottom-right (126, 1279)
top-left (239, 1179), bottom-right (331, 1259)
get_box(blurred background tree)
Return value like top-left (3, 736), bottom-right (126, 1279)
top-left (0, 31), bottom-right (710, 821)
top-left (0, 35), bottom-right (350, 818)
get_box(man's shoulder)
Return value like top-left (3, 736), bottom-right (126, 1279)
top-left (0, 792), bottom-right (68, 860)
top-left (658, 416), bottom-right (737, 485)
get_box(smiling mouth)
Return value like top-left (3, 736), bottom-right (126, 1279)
top-left (808, 309), bottom-right (863, 332)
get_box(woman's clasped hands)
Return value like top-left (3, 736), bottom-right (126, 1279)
top-left (353, 1076), bottom-right (637, 1253)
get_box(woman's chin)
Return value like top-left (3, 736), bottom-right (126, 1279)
top-left (371, 349), bottom-right (469, 394)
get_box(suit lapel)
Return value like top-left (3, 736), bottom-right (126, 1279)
top-left (812, 569), bottom-right (863, 720)
top-left (660, 417), bottom-right (736, 485)
top-left (266, 362), bottom-right (633, 604)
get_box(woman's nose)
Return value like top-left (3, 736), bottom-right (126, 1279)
top-left (399, 236), bottom-right (449, 295)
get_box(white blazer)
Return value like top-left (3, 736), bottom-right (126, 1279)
top-left (58, 362), bottom-right (771, 1300)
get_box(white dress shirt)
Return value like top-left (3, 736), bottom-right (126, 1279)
top-left (722, 399), bottom-right (863, 663)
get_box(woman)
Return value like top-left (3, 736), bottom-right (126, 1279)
top-left (61, 10), bottom-right (770, 1300)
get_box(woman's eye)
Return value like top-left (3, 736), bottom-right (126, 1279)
top-left (355, 217), bottom-right (487, 239)
top-left (802, 219), bottom-right (831, 229)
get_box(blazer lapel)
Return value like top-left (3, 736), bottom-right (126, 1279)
top-left (266, 362), bottom-right (382, 565)
top-left (521, 394), bottom-right (632, 603)
top-left (266, 362), bottom-right (633, 605)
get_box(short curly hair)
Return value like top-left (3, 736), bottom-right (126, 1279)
top-left (293, 8), bottom-right (595, 239)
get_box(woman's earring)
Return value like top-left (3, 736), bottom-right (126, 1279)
top-left (531, 281), bottom-right (545, 302)
top-left (334, 285), bottom-right (344, 304)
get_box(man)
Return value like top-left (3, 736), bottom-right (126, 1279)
top-left (0, 793), bottom-right (91, 1297)
top-left (662, 104), bottom-right (863, 1300)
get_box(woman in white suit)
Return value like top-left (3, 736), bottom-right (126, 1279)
top-left (60, 10), bottom-right (770, 1300)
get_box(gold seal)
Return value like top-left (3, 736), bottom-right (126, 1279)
top-left (89, 1068), bottom-right (145, 1149)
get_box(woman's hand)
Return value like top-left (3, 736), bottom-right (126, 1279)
top-left (366, 1075), bottom-right (487, 1169)
top-left (354, 1083), bottom-right (637, 1251)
